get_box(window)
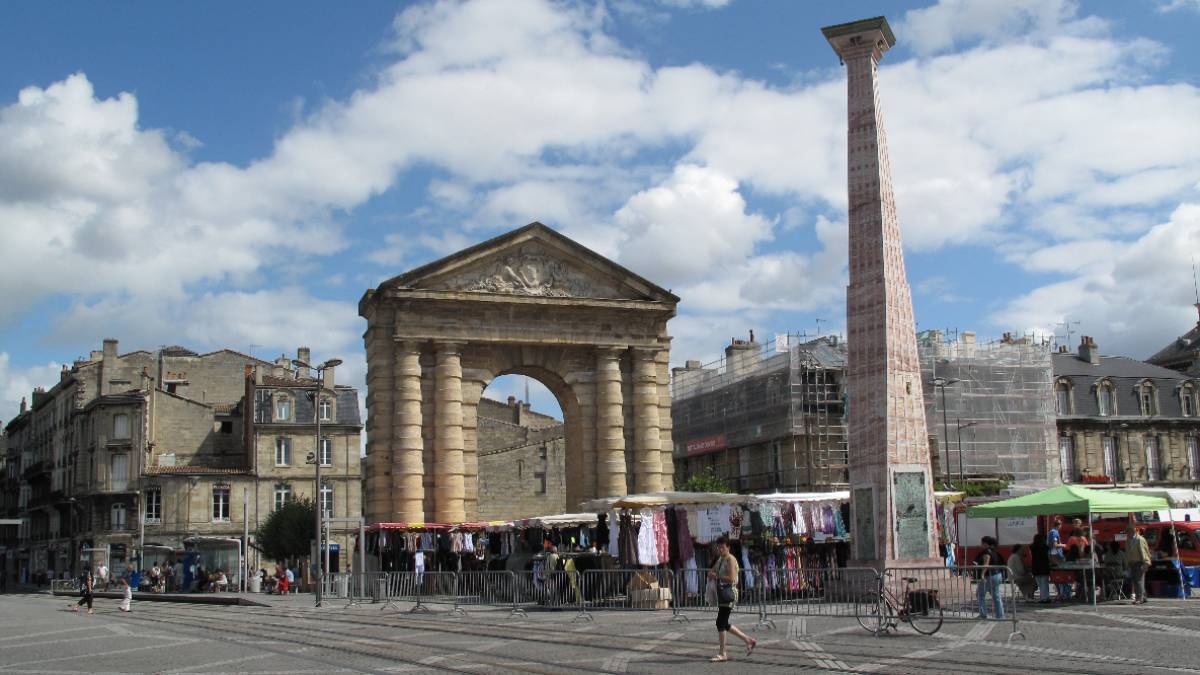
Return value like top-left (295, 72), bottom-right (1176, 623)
top-left (534, 471), bottom-right (546, 495)
top-left (219, 421), bottom-right (233, 434)
top-left (1183, 386), bottom-right (1196, 417)
top-left (113, 413), bottom-right (130, 439)
top-left (1146, 436), bottom-right (1161, 481)
top-left (110, 454), bottom-right (128, 491)
top-left (275, 397), bottom-right (292, 421)
top-left (111, 503), bottom-right (127, 530)
top-left (1103, 436), bottom-right (1119, 481)
top-left (538, 446), bottom-right (547, 463)
top-left (275, 437), bottom-right (292, 466)
top-left (274, 484), bottom-right (292, 511)
top-left (1189, 437), bottom-right (1200, 481)
top-left (212, 486), bottom-right (230, 521)
top-left (319, 483), bottom-right (333, 518)
top-left (1055, 382), bottom-right (1072, 415)
top-left (319, 397), bottom-right (332, 422)
top-left (1058, 436), bottom-right (1075, 482)
top-left (320, 437), bottom-right (332, 467)
top-left (1097, 383), bottom-right (1113, 417)
top-left (1137, 379), bottom-right (1156, 415)
top-left (144, 488), bottom-right (161, 523)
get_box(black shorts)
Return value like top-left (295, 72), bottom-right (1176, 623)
top-left (716, 605), bottom-right (732, 631)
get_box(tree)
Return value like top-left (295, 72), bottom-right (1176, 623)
top-left (255, 498), bottom-right (315, 564)
top-left (676, 467), bottom-right (732, 494)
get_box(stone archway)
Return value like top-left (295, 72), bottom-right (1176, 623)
top-left (359, 223), bottom-right (678, 524)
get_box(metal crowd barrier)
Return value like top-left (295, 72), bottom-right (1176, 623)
top-left (455, 570), bottom-right (527, 618)
top-left (576, 568), bottom-right (674, 622)
top-left (880, 566), bottom-right (1024, 641)
top-left (319, 564), bottom-right (1024, 640)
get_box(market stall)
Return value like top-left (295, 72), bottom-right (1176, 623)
top-left (967, 485), bottom-right (1170, 608)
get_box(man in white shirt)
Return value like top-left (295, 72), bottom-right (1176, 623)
top-left (96, 564), bottom-right (109, 591)
top-left (285, 567), bottom-right (295, 593)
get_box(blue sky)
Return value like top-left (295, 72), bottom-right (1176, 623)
top-left (2, 0), bottom-right (1199, 423)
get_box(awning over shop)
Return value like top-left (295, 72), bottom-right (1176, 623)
top-left (1111, 488), bottom-right (1200, 508)
top-left (579, 491), bottom-right (752, 511)
top-left (967, 484), bottom-right (1169, 518)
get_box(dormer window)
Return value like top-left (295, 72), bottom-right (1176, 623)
top-left (275, 395), bottom-right (292, 422)
top-left (1096, 380), bottom-right (1115, 417)
top-left (1137, 380), bottom-right (1158, 417)
top-left (319, 397), bottom-right (332, 422)
top-left (1055, 380), bottom-right (1074, 415)
top-left (1181, 383), bottom-right (1196, 418)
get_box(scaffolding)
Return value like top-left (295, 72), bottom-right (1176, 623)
top-left (917, 331), bottom-right (1059, 486)
top-left (671, 335), bottom-right (848, 493)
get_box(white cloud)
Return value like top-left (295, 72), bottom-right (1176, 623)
top-left (993, 202), bottom-right (1200, 357)
top-left (0, 354), bottom-right (62, 424)
top-left (898, 0), bottom-right (1103, 57)
top-left (614, 164), bottom-right (773, 286)
top-left (1156, 0), bottom-right (1200, 13)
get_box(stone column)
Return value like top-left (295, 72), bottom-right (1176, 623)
top-left (595, 347), bottom-right (628, 497)
top-left (632, 348), bottom-right (663, 493)
top-left (654, 348), bottom-right (675, 489)
top-left (363, 326), bottom-right (394, 523)
top-left (433, 343), bottom-right (467, 523)
top-left (393, 341), bottom-right (425, 523)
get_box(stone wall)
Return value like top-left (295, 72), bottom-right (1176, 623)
top-left (476, 397), bottom-right (567, 520)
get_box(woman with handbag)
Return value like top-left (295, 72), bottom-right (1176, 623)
top-left (707, 536), bottom-right (755, 662)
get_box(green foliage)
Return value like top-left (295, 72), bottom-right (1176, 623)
top-left (676, 468), bottom-right (732, 494)
top-left (948, 479), bottom-right (1009, 498)
top-left (255, 498), bottom-right (315, 563)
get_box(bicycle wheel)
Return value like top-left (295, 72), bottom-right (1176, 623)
top-left (855, 592), bottom-right (894, 634)
top-left (905, 600), bottom-right (944, 635)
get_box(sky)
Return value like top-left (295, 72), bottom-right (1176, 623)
top-left (1, 0), bottom-right (1199, 425)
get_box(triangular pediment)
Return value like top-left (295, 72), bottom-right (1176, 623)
top-left (380, 223), bottom-right (678, 303)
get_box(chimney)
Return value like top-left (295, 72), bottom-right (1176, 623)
top-left (60, 365), bottom-right (70, 382)
top-left (1078, 335), bottom-right (1100, 365)
top-left (507, 395), bottom-right (517, 406)
top-left (102, 338), bottom-right (119, 360)
top-left (725, 338), bottom-right (759, 376)
top-left (322, 363), bottom-right (335, 389)
top-left (19, 397), bottom-right (26, 414)
top-left (297, 347), bottom-right (311, 368)
top-left (272, 354), bottom-right (288, 378)
top-left (89, 350), bottom-right (103, 362)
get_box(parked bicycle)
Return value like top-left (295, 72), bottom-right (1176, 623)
top-left (855, 572), bottom-right (943, 635)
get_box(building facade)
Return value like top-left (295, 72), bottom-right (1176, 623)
top-left (1, 340), bottom-right (362, 585)
top-left (475, 396), bottom-right (566, 520)
top-left (1054, 336), bottom-right (1200, 487)
top-left (1148, 305), bottom-right (1200, 377)
top-left (671, 335), bottom-right (849, 494)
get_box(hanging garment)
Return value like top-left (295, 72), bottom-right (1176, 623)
top-left (749, 508), bottom-right (766, 538)
top-left (414, 551), bottom-right (425, 584)
top-left (637, 512), bottom-right (659, 566)
top-left (765, 555), bottom-right (778, 591)
top-left (676, 507), bottom-right (695, 562)
top-left (741, 547), bottom-right (754, 589)
top-left (653, 511), bottom-right (670, 564)
top-left (686, 508), bottom-right (701, 545)
top-left (785, 548), bottom-right (799, 592)
top-left (665, 508), bottom-right (680, 567)
top-left (597, 512), bottom-right (609, 547)
top-left (832, 505), bottom-right (847, 538)
top-left (531, 560), bottom-right (544, 589)
top-left (685, 556), bottom-right (699, 595)
top-left (619, 513), bottom-right (638, 567)
top-left (821, 505), bottom-right (835, 533)
top-left (578, 527), bottom-right (589, 548)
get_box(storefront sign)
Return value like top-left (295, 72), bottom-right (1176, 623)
top-left (685, 434), bottom-right (727, 456)
top-left (1080, 474), bottom-right (1110, 484)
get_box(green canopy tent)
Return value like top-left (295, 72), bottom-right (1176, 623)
top-left (968, 485), bottom-right (1170, 608)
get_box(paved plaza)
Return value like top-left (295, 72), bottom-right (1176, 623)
top-left (2, 592), bottom-right (1199, 674)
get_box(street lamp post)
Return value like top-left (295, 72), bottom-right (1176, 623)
top-left (932, 377), bottom-right (960, 488)
top-left (955, 419), bottom-right (979, 488)
top-left (291, 356), bottom-right (342, 609)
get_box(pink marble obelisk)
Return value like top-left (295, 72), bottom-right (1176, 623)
top-left (822, 17), bottom-right (939, 566)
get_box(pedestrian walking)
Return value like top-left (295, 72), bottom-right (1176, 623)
top-left (1126, 525), bottom-right (1151, 604)
top-left (71, 570), bottom-right (94, 615)
top-left (707, 535), bottom-right (755, 663)
top-left (118, 577), bottom-right (132, 612)
top-left (974, 536), bottom-right (1005, 619)
top-left (96, 563), bottom-right (109, 591)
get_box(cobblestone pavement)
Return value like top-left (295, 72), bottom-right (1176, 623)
top-left (3, 592), bottom-right (1200, 674)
